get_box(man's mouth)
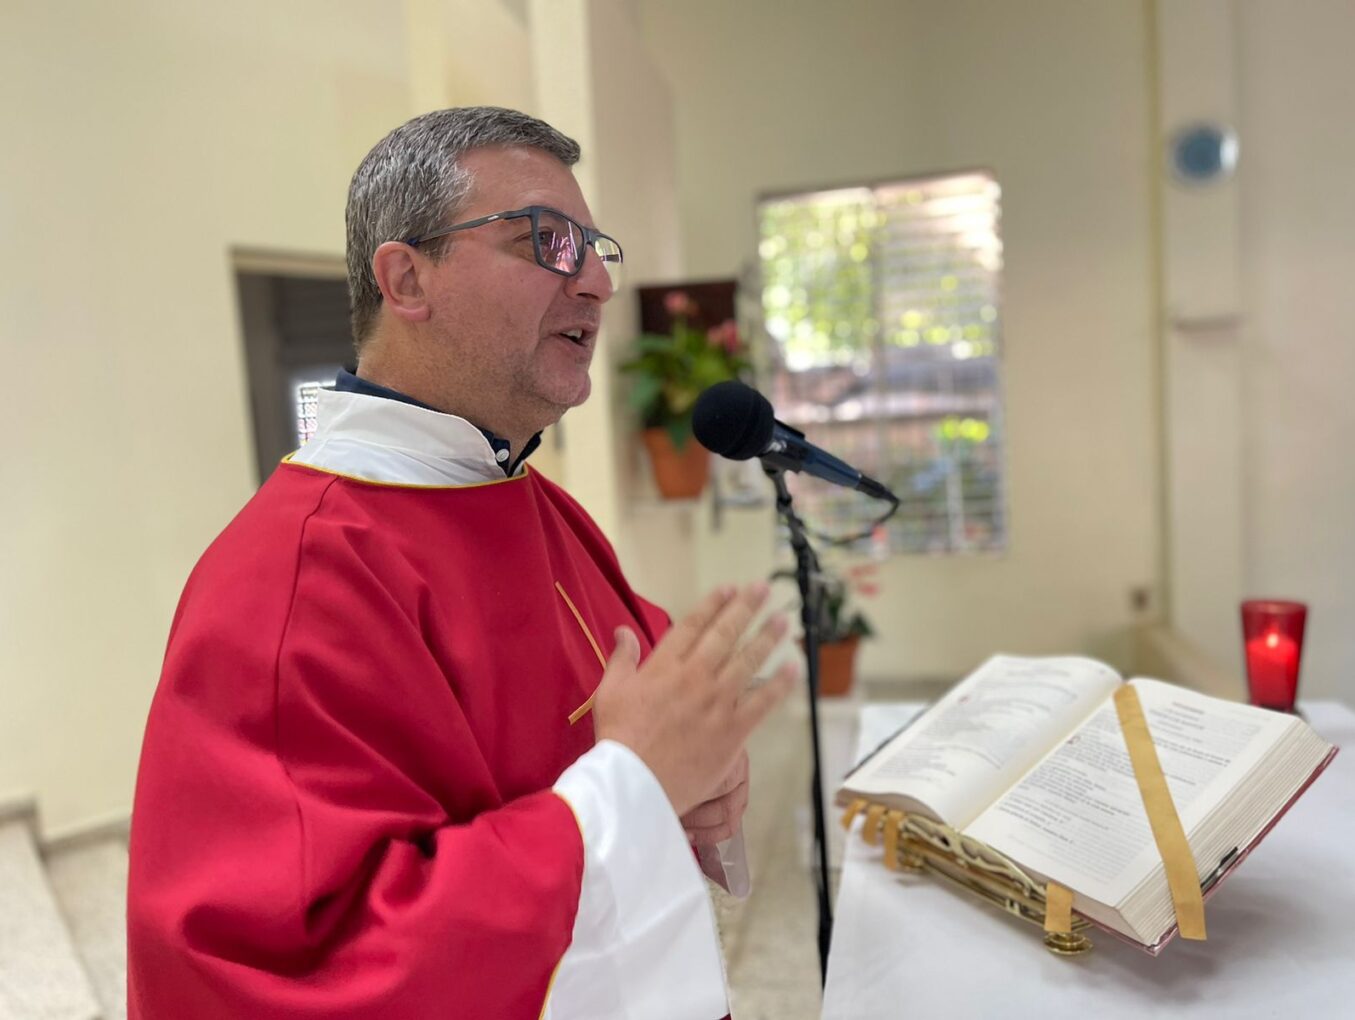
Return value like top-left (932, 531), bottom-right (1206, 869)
top-left (554, 327), bottom-right (594, 349)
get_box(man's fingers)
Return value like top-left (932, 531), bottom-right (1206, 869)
top-left (686, 819), bottom-right (739, 846)
top-left (682, 798), bottom-right (729, 831)
top-left (714, 752), bottom-right (749, 797)
top-left (649, 585), bottom-right (736, 667)
top-left (683, 782), bottom-right (749, 846)
top-left (720, 612), bottom-right (789, 692)
top-left (684, 771), bottom-right (742, 820)
top-left (735, 661), bottom-right (798, 738)
top-left (686, 582), bottom-right (770, 672)
top-left (688, 769), bottom-right (753, 845)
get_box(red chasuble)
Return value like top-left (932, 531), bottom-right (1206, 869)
top-left (128, 462), bottom-right (673, 1018)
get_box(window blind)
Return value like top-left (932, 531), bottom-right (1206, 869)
top-left (757, 171), bottom-right (1005, 554)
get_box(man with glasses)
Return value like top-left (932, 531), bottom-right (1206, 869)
top-left (128, 106), bottom-right (794, 1020)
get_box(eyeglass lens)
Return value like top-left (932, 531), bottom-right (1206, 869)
top-left (536, 210), bottom-right (581, 272)
top-left (534, 209), bottom-right (623, 288)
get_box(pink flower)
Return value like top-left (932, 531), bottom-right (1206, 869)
top-left (706, 318), bottom-right (740, 354)
top-left (664, 290), bottom-right (696, 318)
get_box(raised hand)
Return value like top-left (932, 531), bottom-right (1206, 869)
top-left (592, 583), bottom-right (797, 818)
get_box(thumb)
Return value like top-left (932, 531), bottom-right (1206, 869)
top-left (605, 626), bottom-right (641, 677)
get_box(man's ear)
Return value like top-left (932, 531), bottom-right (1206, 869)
top-left (371, 241), bottom-right (433, 324)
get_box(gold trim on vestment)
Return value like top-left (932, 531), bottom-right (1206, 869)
top-left (280, 455), bottom-right (531, 490)
top-left (556, 581), bottom-right (608, 724)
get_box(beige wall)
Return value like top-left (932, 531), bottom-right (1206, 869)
top-left (1141, 0), bottom-right (1353, 703)
top-left (1236, 0), bottom-right (1355, 700)
top-left (0, 0), bottom-right (556, 834)
top-left (584, 0), bottom-right (701, 613)
top-left (637, 0), bottom-right (1161, 681)
top-left (1, 0), bottom-right (396, 834)
top-left (1157, 0), bottom-right (1247, 687)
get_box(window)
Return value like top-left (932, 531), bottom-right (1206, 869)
top-left (757, 171), bottom-right (1005, 554)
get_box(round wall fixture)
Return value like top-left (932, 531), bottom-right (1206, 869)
top-left (1169, 123), bottom-right (1239, 185)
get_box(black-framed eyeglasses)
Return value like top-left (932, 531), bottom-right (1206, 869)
top-left (405, 205), bottom-right (623, 287)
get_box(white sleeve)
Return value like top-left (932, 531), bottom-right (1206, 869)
top-left (545, 740), bottom-right (729, 1020)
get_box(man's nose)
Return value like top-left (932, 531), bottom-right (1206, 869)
top-left (565, 244), bottom-right (615, 303)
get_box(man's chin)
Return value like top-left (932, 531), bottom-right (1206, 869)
top-left (527, 373), bottom-right (591, 425)
top-left (545, 368), bottom-right (592, 410)
top-left (565, 374), bottom-right (592, 408)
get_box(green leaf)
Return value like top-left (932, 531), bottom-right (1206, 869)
top-left (626, 373), bottom-right (663, 415)
top-left (665, 416), bottom-right (692, 449)
top-left (634, 335), bottom-right (677, 355)
top-left (666, 382), bottom-right (700, 416)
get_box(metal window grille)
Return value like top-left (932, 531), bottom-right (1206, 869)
top-left (757, 171), bottom-right (1006, 555)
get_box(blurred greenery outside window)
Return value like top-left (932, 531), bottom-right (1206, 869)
top-left (756, 171), bottom-right (1006, 555)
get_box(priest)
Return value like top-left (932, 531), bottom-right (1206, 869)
top-left (127, 106), bottom-right (795, 1019)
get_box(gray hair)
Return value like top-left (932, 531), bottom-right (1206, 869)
top-left (345, 106), bottom-right (581, 347)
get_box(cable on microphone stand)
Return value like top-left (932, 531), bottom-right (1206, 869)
top-left (797, 494), bottom-right (900, 550)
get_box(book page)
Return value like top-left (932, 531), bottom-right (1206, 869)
top-left (840, 655), bottom-right (1121, 828)
top-left (965, 678), bottom-right (1296, 908)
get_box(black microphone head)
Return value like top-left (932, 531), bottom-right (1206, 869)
top-left (692, 381), bottom-right (775, 460)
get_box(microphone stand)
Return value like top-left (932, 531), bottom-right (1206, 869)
top-left (764, 464), bottom-right (833, 985)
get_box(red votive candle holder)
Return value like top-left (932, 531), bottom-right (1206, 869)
top-left (1240, 600), bottom-right (1307, 712)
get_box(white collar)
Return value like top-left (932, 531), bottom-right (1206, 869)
top-left (286, 389), bottom-right (517, 486)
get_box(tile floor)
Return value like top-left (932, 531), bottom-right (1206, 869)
top-left (715, 697), bottom-right (821, 1019)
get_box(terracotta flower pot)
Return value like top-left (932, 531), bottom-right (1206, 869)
top-left (641, 428), bottom-right (710, 499)
top-left (811, 634), bottom-right (861, 697)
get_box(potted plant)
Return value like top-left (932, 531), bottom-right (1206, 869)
top-left (620, 290), bottom-right (750, 499)
top-left (779, 563), bottom-right (879, 696)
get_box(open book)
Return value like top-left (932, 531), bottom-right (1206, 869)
top-left (837, 655), bottom-right (1337, 951)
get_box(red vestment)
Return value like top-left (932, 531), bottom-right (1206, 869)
top-left (128, 459), bottom-right (698, 1018)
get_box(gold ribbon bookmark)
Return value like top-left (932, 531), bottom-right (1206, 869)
top-left (863, 803), bottom-right (887, 846)
top-left (1113, 685), bottom-right (1207, 940)
top-left (1044, 881), bottom-right (1074, 934)
top-left (882, 810), bottom-right (904, 871)
top-left (840, 798), bottom-right (868, 831)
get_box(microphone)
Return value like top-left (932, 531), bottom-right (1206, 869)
top-left (692, 381), bottom-right (898, 504)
